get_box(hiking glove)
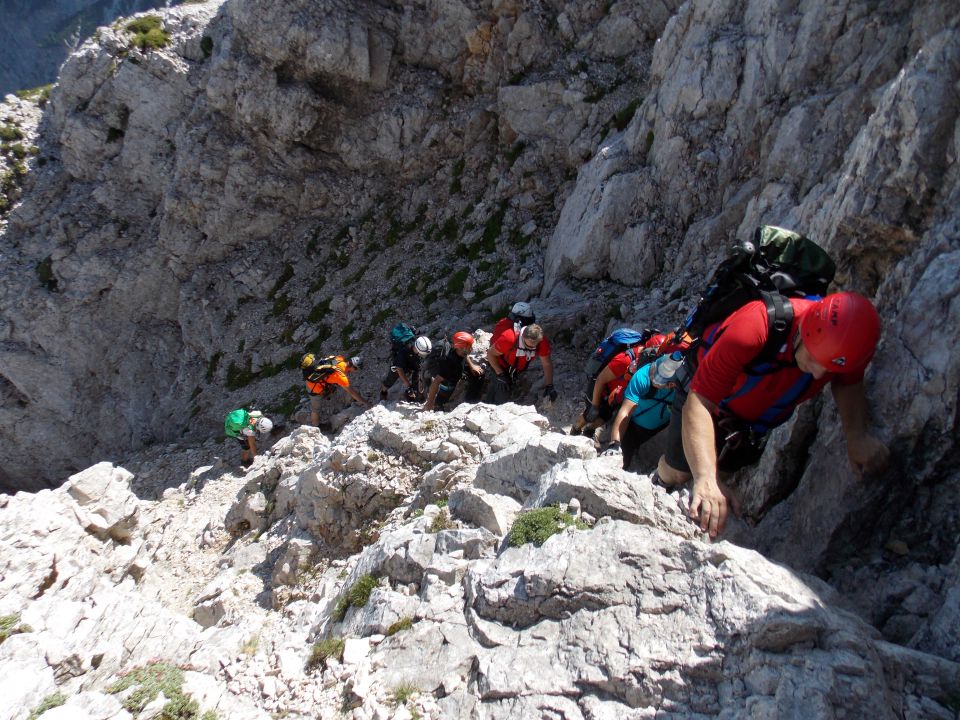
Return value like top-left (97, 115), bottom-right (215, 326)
top-left (404, 387), bottom-right (418, 401)
top-left (601, 441), bottom-right (621, 456)
top-left (543, 384), bottom-right (558, 402)
top-left (584, 404), bottom-right (600, 422)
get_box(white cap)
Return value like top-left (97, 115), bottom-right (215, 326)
top-left (414, 336), bottom-right (432, 356)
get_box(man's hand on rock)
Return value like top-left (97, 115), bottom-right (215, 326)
top-left (847, 433), bottom-right (889, 478)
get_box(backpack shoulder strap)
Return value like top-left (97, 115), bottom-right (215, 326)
top-left (748, 292), bottom-right (795, 372)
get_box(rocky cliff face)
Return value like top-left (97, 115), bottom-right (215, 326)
top-left (0, 1), bottom-right (959, 712)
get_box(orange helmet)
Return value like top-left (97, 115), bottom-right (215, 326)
top-left (452, 331), bottom-right (475, 350)
top-left (800, 292), bottom-right (880, 372)
top-left (643, 333), bottom-right (667, 350)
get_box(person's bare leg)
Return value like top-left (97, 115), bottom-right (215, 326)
top-left (656, 454), bottom-right (691, 485)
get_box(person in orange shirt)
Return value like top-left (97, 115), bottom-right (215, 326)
top-left (301, 353), bottom-right (370, 426)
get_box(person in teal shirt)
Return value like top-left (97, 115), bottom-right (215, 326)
top-left (603, 354), bottom-right (680, 470)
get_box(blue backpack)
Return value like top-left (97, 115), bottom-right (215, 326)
top-left (583, 328), bottom-right (658, 380)
top-left (389, 323), bottom-right (416, 345)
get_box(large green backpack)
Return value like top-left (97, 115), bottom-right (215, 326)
top-left (224, 408), bottom-right (250, 437)
top-left (676, 225), bottom-right (836, 368)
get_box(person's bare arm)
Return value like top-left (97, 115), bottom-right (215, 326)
top-left (610, 398), bottom-right (637, 443)
top-left (423, 376), bottom-right (442, 411)
top-left (344, 386), bottom-right (370, 407)
top-left (540, 354), bottom-right (554, 385)
top-left (832, 380), bottom-right (889, 476)
top-left (486, 347), bottom-right (506, 376)
top-left (396, 368), bottom-right (412, 388)
top-left (591, 366), bottom-right (616, 407)
top-left (246, 435), bottom-right (257, 457)
top-left (683, 392), bottom-right (727, 538)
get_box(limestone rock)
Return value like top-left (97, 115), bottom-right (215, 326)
top-left (448, 487), bottom-right (521, 537)
top-left (63, 463), bottom-right (139, 542)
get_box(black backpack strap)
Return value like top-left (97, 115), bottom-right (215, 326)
top-left (748, 292), bottom-right (794, 373)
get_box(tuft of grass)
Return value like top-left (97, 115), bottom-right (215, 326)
top-left (14, 84), bottom-right (54, 108)
top-left (240, 634), bottom-right (259, 656)
top-left (439, 216), bottom-right (459, 242)
top-left (35, 256), bottom-right (58, 292)
top-left (270, 294), bottom-right (292, 317)
top-left (27, 692), bottom-right (67, 720)
top-left (505, 141), bottom-right (525, 167)
top-left (386, 617), bottom-right (414, 636)
top-left (205, 351), bottom-right (223, 382)
top-left (0, 123), bottom-right (24, 142)
top-left (508, 506), bottom-right (588, 547)
top-left (612, 99), bottom-right (640, 131)
top-left (225, 359), bottom-right (255, 390)
top-left (125, 15), bottom-right (171, 51)
top-left (446, 267), bottom-right (469, 297)
top-left (308, 636), bottom-right (345, 670)
top-left (332, 574), bottom-right (378, 622)
top-left (106, 661), bottom-right (213, 718)
top-left (428, 509), bottom-right (454, 533)
top-left (268, 262), bottom-right (295, 299)
top-left (0, 613), bottom-right (29, 644)
top-left (390, 683), bottom-right (419, 707)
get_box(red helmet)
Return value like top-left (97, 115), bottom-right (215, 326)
top-left (643, 333), bottom-right (667, 350)
top-left (452, 331), bottom-right (475, 350)
top-left (800, 292), bottom-right (880, 372)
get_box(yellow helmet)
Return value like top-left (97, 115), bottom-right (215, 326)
top-left (300, 353), bottom-right (316, 369)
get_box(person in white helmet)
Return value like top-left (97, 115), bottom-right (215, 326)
top-left (224, 408), bottom-right (274, 467)
top-left (380, 324), bottom-right (432, 402)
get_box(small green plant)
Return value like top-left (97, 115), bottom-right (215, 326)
top-left (308, 636), bottom-right (345, 670)
top-left (366, 451), bottom-right (380, 462)
top-left (225, 359), bottom-right (256, 390)
top-left (612, 99), bottom-right (640, 131)
top-left (435, 498), bottom-right (448, 508)
top-left (35, 256), bottom-right (58, 292)
top-left (240, 634), bottom-right (259, 656)
top-left (0, 124), bottom-right (23, 142)
top-left (332, 574), bottom-right (378, 621)
top-left (125, 15), bottom-right (171, 51)
top-left (270, 293), bottom-right (292, 317)
top-left (200, 35), bottom-right (213, 58)
top-left (390, 683), bottom-right (419, 707)
top-left (508, 506), bottom-right (588, 547)
top-left (107, 661), bottom-right (211, 718)
top-left (505, 141), bottom-right (525, 167)
top-left (480, 201), bottom-right (507, 253)
top-left (386, 617), bottom-right (414, 636)
top-left (14, 84), bottom-right (54, 108)
top-left (307, 298), bottom-right (331, 324)
top-left (1, 614), bottom-right (22, 644)
top-left (439, 216), bottom-right (459, 242)
top-left (268, 262), bottom-right (295, 299)
top-left (446, 267), bottom-right (469, 297)
top-left (205, 351), bottom-right (222, 381)
top-left (27, 692), bottom-right (67, 720)
top-left (428, 509), bottom-right (454, 533)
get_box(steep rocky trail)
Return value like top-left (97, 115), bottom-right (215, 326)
top-left (3, 403), bottom-right (960, 719)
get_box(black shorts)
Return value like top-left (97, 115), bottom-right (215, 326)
top-left (662, 360), bottom-right (767, 475)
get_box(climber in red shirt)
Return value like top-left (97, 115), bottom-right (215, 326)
top-left (657, 292), bottom-right (889, 538)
